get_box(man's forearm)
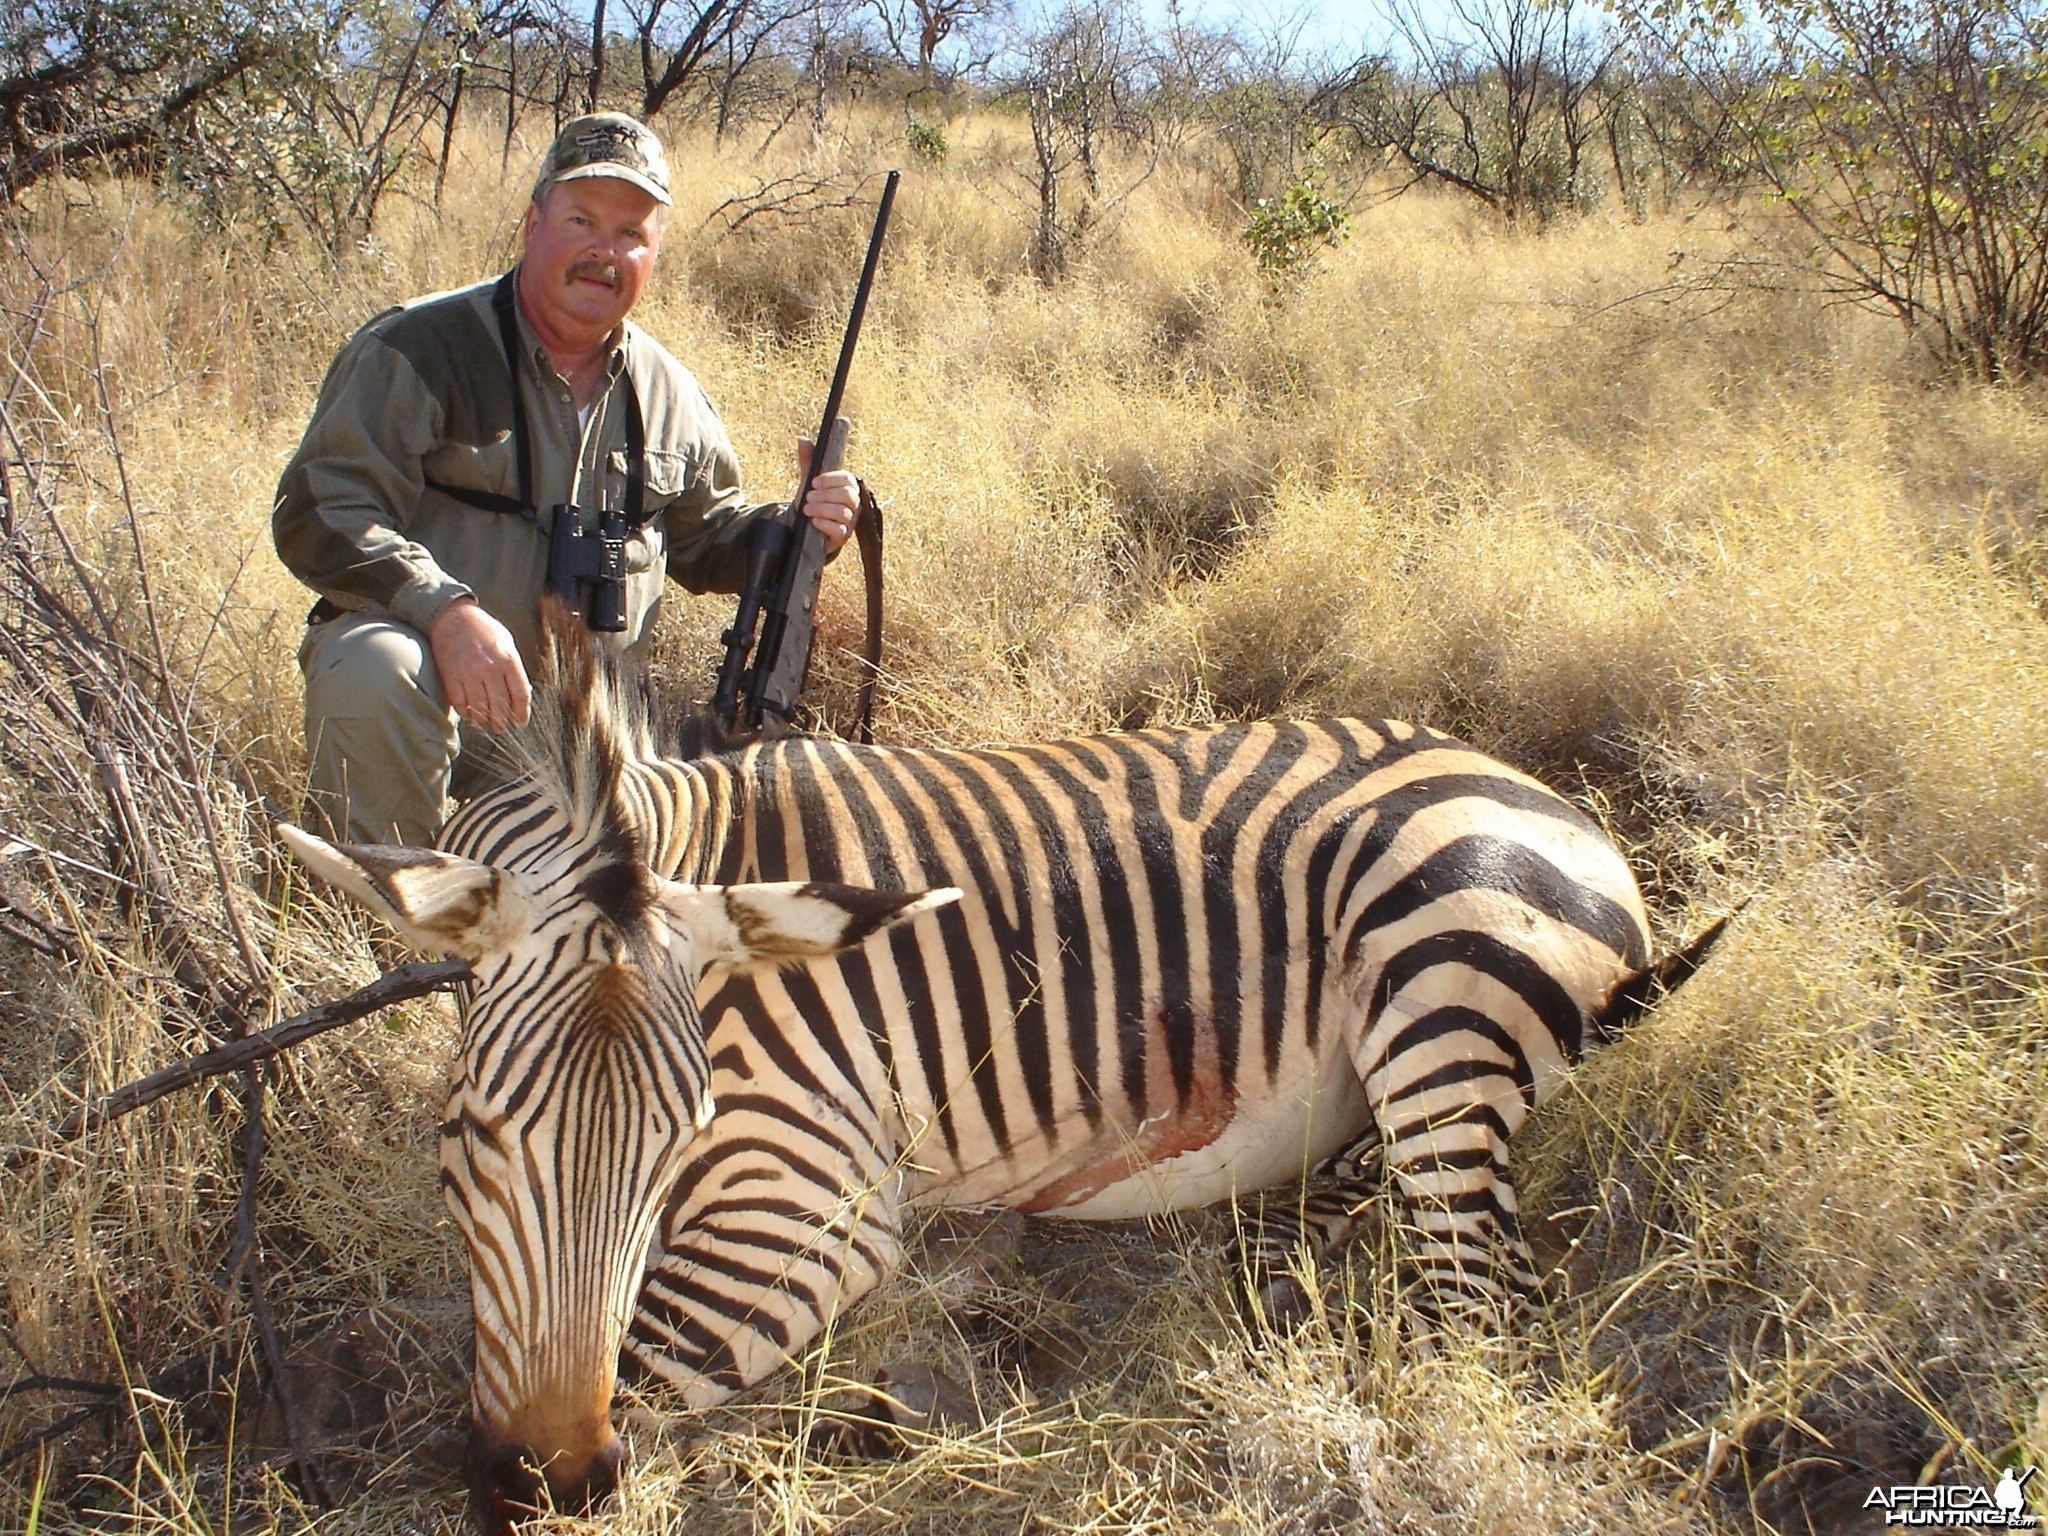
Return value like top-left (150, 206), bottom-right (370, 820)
top-left (273, 496), bottom-right (475, 628)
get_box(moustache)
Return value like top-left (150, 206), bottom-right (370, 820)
top-left (568, 260), bottom-right (619, 287)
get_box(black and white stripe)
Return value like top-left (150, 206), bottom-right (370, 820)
top-left (289, 626), bottom-right (1685, 1526)
top-left (436, 705), bottom-right (1656, 1409)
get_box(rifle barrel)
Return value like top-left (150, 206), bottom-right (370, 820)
top-left (810, 169), bottom-right (899, 473)
top-left (740, 169), bottom-right (900, 725)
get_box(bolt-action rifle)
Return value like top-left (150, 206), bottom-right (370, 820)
top-left (711, 169), bottom-right (898, 740)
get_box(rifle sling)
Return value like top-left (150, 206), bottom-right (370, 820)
top-left (853, 482), bottom-right (883, 746)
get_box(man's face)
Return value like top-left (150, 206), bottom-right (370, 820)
top-left (519, 177), bottom-right (666, 347)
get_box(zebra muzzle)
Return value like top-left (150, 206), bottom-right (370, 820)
top-left (467, 1428), bottom-right (628, 1533)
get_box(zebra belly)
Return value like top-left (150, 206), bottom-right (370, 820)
top-left (930, 1046), bottom-right (1373, 1221)
top-left (1051, 1060), bottom-right (1371, 1219)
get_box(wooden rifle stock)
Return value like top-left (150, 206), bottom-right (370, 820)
top-left (746, 417), bottom-right (847, 734)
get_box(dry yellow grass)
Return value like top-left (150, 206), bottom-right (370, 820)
top-left (3, 105), bottom-right (2047, 1535)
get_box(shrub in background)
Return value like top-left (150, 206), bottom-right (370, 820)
top-left (906, 114), bottom-right (949, 164)
top-left (1242, 178), bottom-right (1350, 275)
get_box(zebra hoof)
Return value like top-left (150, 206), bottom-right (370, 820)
top-left (1238, 1271), bottom-right (1321, 1334)
top-left (874, 1361), bottom-right (983, 1434)
top-left (811, 1362), bottom-right (982, 1457)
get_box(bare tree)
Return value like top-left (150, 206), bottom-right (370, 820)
top-left (178, 0), bottom-right (457, 254)
top-left (430, 0), bottom-right (544, 202)
top-left (870, 0), bottom-right (1008, 82)
top-left (1627, 55), bottom-right (1746, 197)
top-left (0, 0), bottom-right (592, 241)
top-left (629, 0), bottom-right (824, 121)
top-left (1318, 0), bottom-right (1620, 224)
top-left (1621, 0), bottom-right (2048, 380)
top-left (1003, 0), bottom-right (1158, 282)
top-left (788, 16), bottom-right (889, 142)
top-left (590, 0), bottom-right (611, 109)
top-left (1211, 63), bottom-right (1326, 208)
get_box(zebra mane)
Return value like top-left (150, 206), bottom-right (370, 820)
top-left (514, 597), bottom-right (659, 874)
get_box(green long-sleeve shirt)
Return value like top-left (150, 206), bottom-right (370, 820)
top-left (274, 270), bottom-right (782, 666)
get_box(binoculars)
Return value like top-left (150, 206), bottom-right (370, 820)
top-left (546, 503), bottom-right (629, 633)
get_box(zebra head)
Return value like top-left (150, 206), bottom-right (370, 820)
top-left (283, 828), bottom-right (952, 1527)
top-left (280, 614), bottom-right (957, 1531)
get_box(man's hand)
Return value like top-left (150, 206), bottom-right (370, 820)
top-left (429, 598), bottom-right (532, 734)
top-left (797, 438), bottom-right (860, 554)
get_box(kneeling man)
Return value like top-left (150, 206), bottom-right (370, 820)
top-left (275, 112), bottom-right (859, 845)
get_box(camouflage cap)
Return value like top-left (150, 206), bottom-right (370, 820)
top-left (533, 112), bottom-right (672, 207)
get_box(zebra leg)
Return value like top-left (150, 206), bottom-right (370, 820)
top-left (1230, 1135), bottom-right (1386, 1331)
top-left (1374, 1096), bottom-right (1539, 1330)
top-left (620, 1145), bottom-right (906, 1410)
top-left (1344, 982), bottom-right (1544, 1329)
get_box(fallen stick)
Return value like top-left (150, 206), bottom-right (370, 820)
top-left (0, 1403), bottom-right (103, 1470)
top-left (6, 959), bottom-right (469, 1166)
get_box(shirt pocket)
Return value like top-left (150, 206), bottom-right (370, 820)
top-left (422, 430), bottom-right (524, 504)
top-left (608, 447), bottom-right (691, 502)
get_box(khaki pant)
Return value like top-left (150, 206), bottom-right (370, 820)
top-left (299, 613), bottom-right (515, 847)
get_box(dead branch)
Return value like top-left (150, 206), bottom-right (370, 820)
top-left (0, 1374), bottom-right (119, 1405)
top-left (6, 960), bottom-right (468, 1169)
top-left (698, 171), bottom-right (877, 237)
top-left (0, 871), bottom-right (89, 961)
top-left (86, 315), bottom-right (271, 995)
top-left (0, 1342), bottom-right (122, 1470)
top-left (0, 1320), bottom-right (337, 1473)
top-left (0, 1403), bottom-right (104, 1470)
top-left (0, 385), bottom-right (252, 1036)
top-left (0, 226), bottom-right (440, 1520)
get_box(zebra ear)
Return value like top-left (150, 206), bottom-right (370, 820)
top-left (278, 824), bottom-right (528, 961)
top-left (669, 880), bottom-right (962, 972)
